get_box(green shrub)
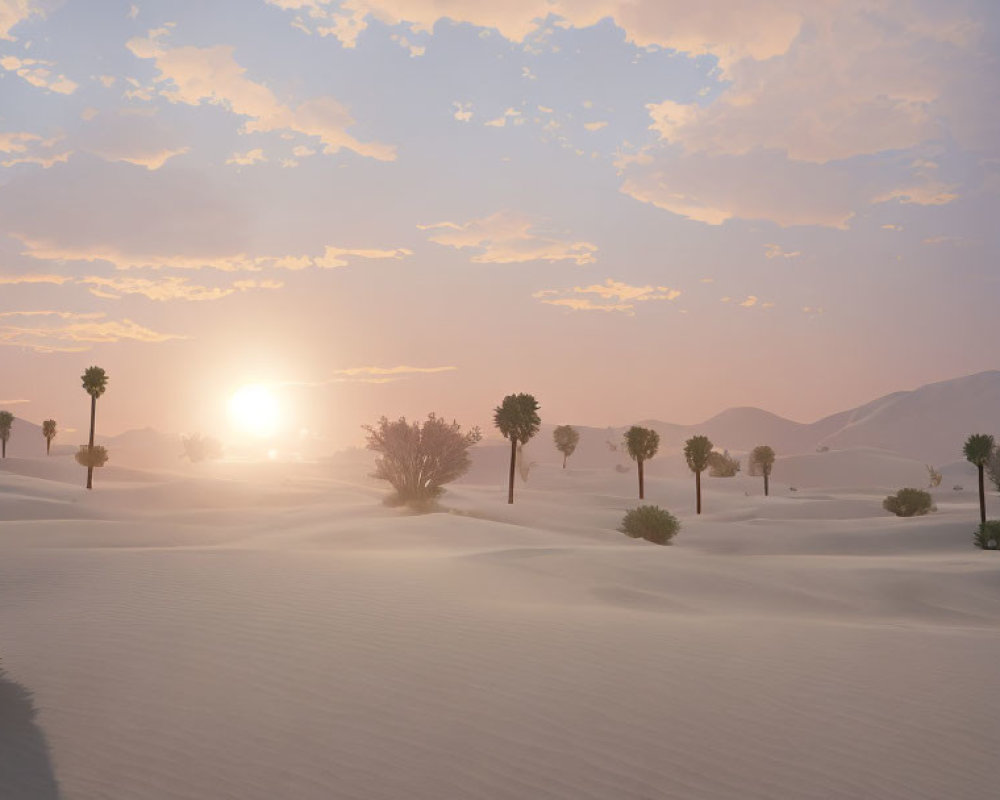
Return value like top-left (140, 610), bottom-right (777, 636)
top-left (882, 488), bottom-right (933, 517)
top-left (974, 521), bottom-right (1000, 550)
top-left (618, 505), bottom-right (680, 545)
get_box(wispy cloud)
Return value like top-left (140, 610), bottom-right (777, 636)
top-left (420, 212), bottom-right (597, 265)
top-left (0, 311), bottom-right (186, 352)
top-left (283, 365), bottom-right (459, 386)
top-left (534, 279), bottom-right (681, 314)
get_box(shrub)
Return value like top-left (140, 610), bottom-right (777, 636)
top-left (618, 505), bottom-right (680, 545)
top-left (707, 449), bottom-right (740, 477)
top-left (974, 520), bottom-right (1000, 550)
top-left (987, 447), bottom-right (1000, 492)
top-left (882, 488), bottom-right (933, 517)
top-left (364, 413), bottom-right (481, 508)
top-left (926, 465), bottom-right (942, 489)
top-left (181, 433), bottom-right (223, 463)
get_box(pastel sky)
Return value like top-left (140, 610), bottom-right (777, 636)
top-left (1, 0), bottom-right (998, 448)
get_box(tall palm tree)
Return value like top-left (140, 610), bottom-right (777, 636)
top-left (750, 445), bottom-right (776, 496)
top-left (42, 419), bottom-right (57, 455)
top-left (0, 411), bottom-right (13, 459)
top-left (494, 393), bottom-right (540, 504)
top-left (81, 366), bottom-right (109, 490)
top-left (553, 424), bottom-right (580, 469)
top-left (684, 435), bottom-right (713, 514)
top-left (623, 425), bottom-right (659, 499)
top-left (963, 433), bottom-right (995, 526)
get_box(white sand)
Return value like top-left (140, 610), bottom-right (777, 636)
top-left (1, 451), bottom-right (998, 800)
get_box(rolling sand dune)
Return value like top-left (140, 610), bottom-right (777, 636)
top-left (1, 449), bottom-right (998, 800)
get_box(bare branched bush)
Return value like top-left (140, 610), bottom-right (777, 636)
top-left (364, 414), bottom-right (481, 508)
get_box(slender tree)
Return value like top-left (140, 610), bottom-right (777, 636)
top-left (623, 426), bottom-right (660, 500)
top-left (42, 419), bottom-right (57, 455)
top-left (750, 445), bottom-right (776, 496)
top-left (684, 435), bottom-right (713, 514)
top-left (81, 366), bottom-right (109, 490)
top-left (553, 424), bottom-right (580, 469)
top-left (493, 394), bottom-right (540, 504)
top-left (963, 433), bottom-right (995, 526)
top-left (0, 411), bottom-right (13, 459)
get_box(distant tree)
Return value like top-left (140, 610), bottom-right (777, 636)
top-left (42, 419), bottom-right (57, 455)
top-left (749, 445), bottom-right (776, 496)
top-left (81, 366), bottom-right (109, 490)
top-left (882, 488), bottom-right (933, 517)
top-left (364, 413), bottom-right (481, 508)
top-left (0, 410), bottom-right (12, 459)
top-left (707, 449), bottom-right (740, 478)
top-left (623, 426), bottom-right (659, 500)
top-left (925, 464), bottom-right (942, 489)
top-left (619, 505), bottom-right (680, 546)
top-left (963, 434), bottom-right (995, 526)
top-left (493, 394), bottom-right (541, 504)
top-left (986, 446), bottom-right (1000, 493)
top-left (684, 435), bottom-right (713, 514)
top-left (553, 425), bottom-right (580, 469)
top-left (75, 444), bottom-right (109, 470)
top-left (181, 433), bottom-right (223, 463)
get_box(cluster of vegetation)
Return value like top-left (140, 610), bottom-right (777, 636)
top-left (618, 505), bottom-right (680, 545)
top-left (964, 433), bottom-right (995, 527)
top-left (708, 449), bottom-right (740, 477)
top-left (883, 488), bottom-right (934, 517)
top-left (181, 434), bottom-right (224, 464)
top-left (974, 521), bottom-right (1000, 550)
top-left (926, 465), bottom-right (942, 489)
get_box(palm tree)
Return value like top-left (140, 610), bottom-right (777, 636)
top-left (0, 411), bottom-right (13, 459)
top-left (750, 445), bottom-right (776, 496)
top-left (553, 424), bottom-right (580, 469)
top-left (623, 426), bottom-right (659, 499)
top-left (42, 419), bottom-right (57, 455)
top-left (493, 394), bottom-right (540, 504)
top-left (963, 433), bottom-right (995, 526)
top-left (684, 435), bottom-right (713, 514)
top-left (81, 366), bottom-right (109, 490)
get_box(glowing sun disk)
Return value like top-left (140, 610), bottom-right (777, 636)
top-left (229, 384), bottom-right (280, 438)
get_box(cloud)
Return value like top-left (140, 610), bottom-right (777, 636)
top-left (77, 111), bottom-right (191, 169)
top-left (484, 108), bottom-right (522, 128)
top-left (0, 0), bottom-right (38, 40)
top-left (0, 397), bottom-right (29, 405)
top-left (126, 29), bottom-right (395, 161)
top-left (452, 101), bottom-right (473, 122)
top-left (534, 278), bottom-right (681, 314)
top-left (420, 212), bottom-right (597, 265)
top-left (0, 273), bottom-right (73, 285)
top-left (226, 148), bottom-right (266, 166)
top-left (0, 55), bottom-right (77, 94)
top-left (764, 243), bottom-right (800, 259)
top-left (12, 233), bottom-right (413, 274)
top-left (78, 275), bottom-right (284, 301)
top-left (0, 131), bottom-right (71, 168)
top-left (0, 311), bottom-right (186, 352)
top-left (285, 364), bottom-right (458, 386)
top-left (583, 121), bottom-right (608, 131)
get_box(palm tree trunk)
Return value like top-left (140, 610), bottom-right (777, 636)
top-left (562, 453), bottom-right (567, 469)
top-left (2, 439), bottom-right (5, 458)
top-left (979, 464), bottom-right (987, 527)
top-left (87, 394), bottom-right (96, 490)
top-left (764, 470), bottom-right (769, 497)
top-left (507, 437), bottom-right (517, 504)
top-left (46, 438), bottom-right (51, 456)
top-left (696, 470), bottom-right (702, 514)
top-left (638, 458), bottom-right (644, 500)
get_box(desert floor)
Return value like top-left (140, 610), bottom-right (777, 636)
top-left (1, 455), bottom-right (998, 800)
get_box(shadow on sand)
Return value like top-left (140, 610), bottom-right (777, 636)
top-left (0, 668), bottom-right (62, 799)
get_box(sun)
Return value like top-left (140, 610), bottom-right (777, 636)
top-left (229, 384), bottom-right (281, 438)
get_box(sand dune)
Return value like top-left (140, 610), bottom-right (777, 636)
top-left (1, 449), bottom-right (998, 800)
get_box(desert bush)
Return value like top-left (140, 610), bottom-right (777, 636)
top-left (707, 449), bottom-right (740, 477)
top-left (926, 465), bottom-right (942, 488)
top-left (973, 520), bottom-right (1000, 550)
top-left (364, 413), bottom-right (481, 507)
top-left (618, 505), bottom-right (680, 545)
top-left (75, 445), bottom-right (109, 469)
top-left (882, 488), bottom-right (933, 517)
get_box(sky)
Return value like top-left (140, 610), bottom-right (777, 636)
top-left (1, 0), bottom-right (998, 449)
